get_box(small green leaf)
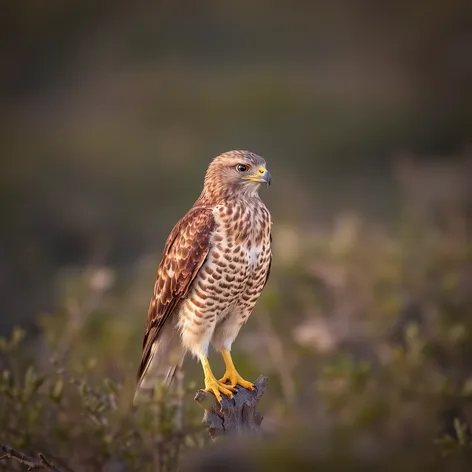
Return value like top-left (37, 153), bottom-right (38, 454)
top-left (11, 326), bottom-right (26, 346)
top-left (51, 378), bottom-right (64, 401)
top-left (454, 418), bottom-right (469, 446)
top-left (24, 366), bottom-right (35, 388)
top-left (104, 378), bottom-right (119, 395)
top-left (2, 369), bottom-right (11, 382)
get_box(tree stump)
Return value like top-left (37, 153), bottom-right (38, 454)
top-left (194, 375), bottom-right (268, 440)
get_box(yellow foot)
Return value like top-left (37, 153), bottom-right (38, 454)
top-left (201, 377), bottom-right (236, 403)
top-left (219, 368), bottom-right (255, 391)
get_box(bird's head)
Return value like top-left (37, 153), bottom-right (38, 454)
top-left (202, 150), bottom-right (271, 201)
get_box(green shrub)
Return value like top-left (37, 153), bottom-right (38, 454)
top-left (2, 212), bottom-right (472, 470)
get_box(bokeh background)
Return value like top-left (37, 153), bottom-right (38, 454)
top-left (1, 1), bottom-right (472, 470)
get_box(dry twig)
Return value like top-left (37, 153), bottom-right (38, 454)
top-left (0, 443), bottom-right (65, 472)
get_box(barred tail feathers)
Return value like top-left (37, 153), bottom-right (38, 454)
top-left (133, 322), bottom-right (184, 405)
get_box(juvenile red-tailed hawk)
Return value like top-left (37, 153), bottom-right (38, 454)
top-left (135, 150), bottom-right (272, 403)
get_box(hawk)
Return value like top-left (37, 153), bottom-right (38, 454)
top-left (134, 150), bottom-right (272, 403)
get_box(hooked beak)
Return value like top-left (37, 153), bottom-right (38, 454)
top-left (242, 166), bottom-right (272, 186)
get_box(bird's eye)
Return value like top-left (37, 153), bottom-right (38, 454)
top-left (236, 164), bottom-right (248, 172)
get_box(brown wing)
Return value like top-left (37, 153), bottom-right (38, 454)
top-left (137, 206), bottom-right (215, 382)
top-left (262, 233), bottom-right (272, 289)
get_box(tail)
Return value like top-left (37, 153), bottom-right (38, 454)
top-left (133, 321), bottom-right (185, 405)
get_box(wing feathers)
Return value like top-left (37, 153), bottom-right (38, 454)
top-left (137, 206), bottom-right (215, 384)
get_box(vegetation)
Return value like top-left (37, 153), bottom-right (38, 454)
top-left (2, 1), bottom-right (472, 470)
top-left (2, 197), bottom-right (472, 470)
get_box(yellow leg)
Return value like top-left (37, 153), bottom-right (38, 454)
top-left (200, 355), bottom-right (235, 403)
top-left (219, 349), bottom-right (254, 390)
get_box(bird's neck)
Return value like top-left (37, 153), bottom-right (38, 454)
top-left (197, 185), bottom-right (261, 207)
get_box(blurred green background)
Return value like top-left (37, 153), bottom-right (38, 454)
top-left (1, 1), bottom-right (472, 470)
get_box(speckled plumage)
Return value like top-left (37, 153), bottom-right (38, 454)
top-left (135, 150), bottom-right (272, 401)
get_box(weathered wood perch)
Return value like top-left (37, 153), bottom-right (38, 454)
top-left (194, 375), bottom-right (268, 440)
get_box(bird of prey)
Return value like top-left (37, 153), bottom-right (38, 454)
top-left (134, 150), bottom-right (272, 403)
